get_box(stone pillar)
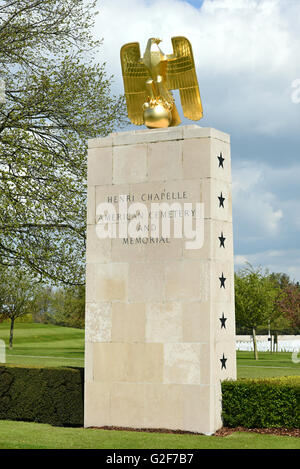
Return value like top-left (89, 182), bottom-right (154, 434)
top-left (84, 125), bottom-right (236, 435)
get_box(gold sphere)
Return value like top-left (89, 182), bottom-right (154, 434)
top-left (143, 104), bottom-right (172, 129)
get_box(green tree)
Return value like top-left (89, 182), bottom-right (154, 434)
top-left (269, 272), bottom-right (292, 290)
top-left (235, 264), bottom-right (279, 359)
top-left (276, 284), bottom-right (300, 333)
top-left (50, 285), bottom-right (85, 328)
top-left (0, 0), bottom-right (127, 285)
top-left (34, 285), bottom-right (54, 324)
top-left (0, 267), bottom-right (40, 348)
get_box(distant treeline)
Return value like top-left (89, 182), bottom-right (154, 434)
top-left (235, 267), bottom-right (300, 337)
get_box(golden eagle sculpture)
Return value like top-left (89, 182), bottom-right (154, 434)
top-left (120, 36), bottom-right (203, 129)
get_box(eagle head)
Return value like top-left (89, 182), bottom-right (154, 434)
top-left (148, 37), bottom-right (162, 47)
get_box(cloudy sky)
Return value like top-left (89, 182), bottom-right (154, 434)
top-left (93, 0), bottom-right (300, 281)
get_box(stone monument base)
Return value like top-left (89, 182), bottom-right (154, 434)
top-left (84, 125), bottom-right (236, 435)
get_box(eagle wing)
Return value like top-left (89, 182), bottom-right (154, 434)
top-left (120, 42), bottom-right (150, 125)
top-left (166, 37), bottom-right (203, 121)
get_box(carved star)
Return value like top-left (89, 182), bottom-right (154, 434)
top-left (218, 192), bottom-right (225, 208)
top-left (219, 232), bottom-right (226, 248)
top-left (218, 152), bottom-right (225, 168)
top-left (220, 353), bottom-right (227, 370)
top-left (219, 313), bottom-right (227, 329)
top-left (219, 272), bottom-right (226, 288)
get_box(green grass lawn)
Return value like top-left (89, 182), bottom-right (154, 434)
top-left (0, 420), bottom-right (298, 449)
top-left (0, 323), bottom-right (299, 449)
top-left (0, 322), bottom-right (299, 378)
top-left (0, 322), bottom-right (84, 368)
top-left (237, 350), bottom-right (300, 378)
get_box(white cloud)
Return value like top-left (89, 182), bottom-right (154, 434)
top-left (235, 249), bottom-right (300, 282)
top-left (94, 0), bottom-right (300, 135)
top-left (232, 159), bottom-right (300, 281)
top-left (92, 0), bottom-right (300, 280)
top-left (232, 160), bottom-right (300, 238)
top-left (235, 254), bottom-right (249, 265)
top-left (232, 162), bottom-right (283, 238)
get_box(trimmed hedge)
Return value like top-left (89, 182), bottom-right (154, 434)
top-left (0, 365), bottom-right (83, 427)
top-left (1, 365), bottom-right (299, 429)
top-left (222, 376), bottom-right (300, 429)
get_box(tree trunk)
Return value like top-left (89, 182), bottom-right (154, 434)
top-left (9, 317), bottom-right (15, 349)
top-left (252, 327), bottom-right (258, 360)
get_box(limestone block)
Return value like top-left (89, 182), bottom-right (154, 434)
top-left (93, 343), bottom-right (128, 382)
top-left (143, 238), bottom-right (183, 262)
top-left (213, 382), bottom-right (223, 431)
top-left (199, 343), bottom-right (211, 385)
top-left (128, 262), bottom-right (164, 302)
top-left (93, 263), bottom-right (128, 302)
top-left (111, 237), bottom-right (148, 263)
top-left (182, 301), bottom-right (211, 343)
top-left (143, 383), bottom-right (184, 430)
top-left (110, 382), bottom-right (146, 428)
top-left (86, 225), bottom-right (111, 264)
top-left (214, 340), bottom-right (237, 381)
top-left (113, 144), bottom-right (147, 184)
top-left (148, 140), bottom-right (183, 182)
top-left (84, 342), bottom-right (94, 383)
top-left (210, 136), bottom-right (231, 181)
top-left (85, 263), bottom-right (95, 303)
top-left (85, 302), bottom-right (112, 343)
top-left (182, 125), bottom-right (230, 143)
top-left (88, 147), bottom-right (113, 186)
top-left (88, 126), bottom-right (230, 148)
top-left (164, 260), bottom-right (210, 301)
top-left (93, 342), bottom-right (164, 383)
top-left (200, 179), bottom-right (233, 222)
top-left (111, 237), bottom-right (183, 263)
top-left (146, 302), bottom-right (182, 343)
top-left (88, 135), bottom-right (113, 149)
top-left (182, 138), bottom-right (211, 180)
top-left (112, 126), bottom-right (183, 146)
top-left (183, 137), bottom-right (231, 182)
top-left (182, 385), bottom-right (212, 434)
top-left (84, 381), bottom-right (110, 428)
top-left (211, 262), bottom-right (234, 304)
top-left (164, 343), bottom-right (201, 385)
top-left (210, 220), bottom-right (234, 260)
top-left (213, 302), bottom-right (236, 342)
top-left (183, 218), bottom-right (233, 261)
top-left (87, 186), bottom-right (95, 226)
top-left (111, 302), bottom-right (146, 343)
top-left (126, 343), bottom-right (164, 383)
